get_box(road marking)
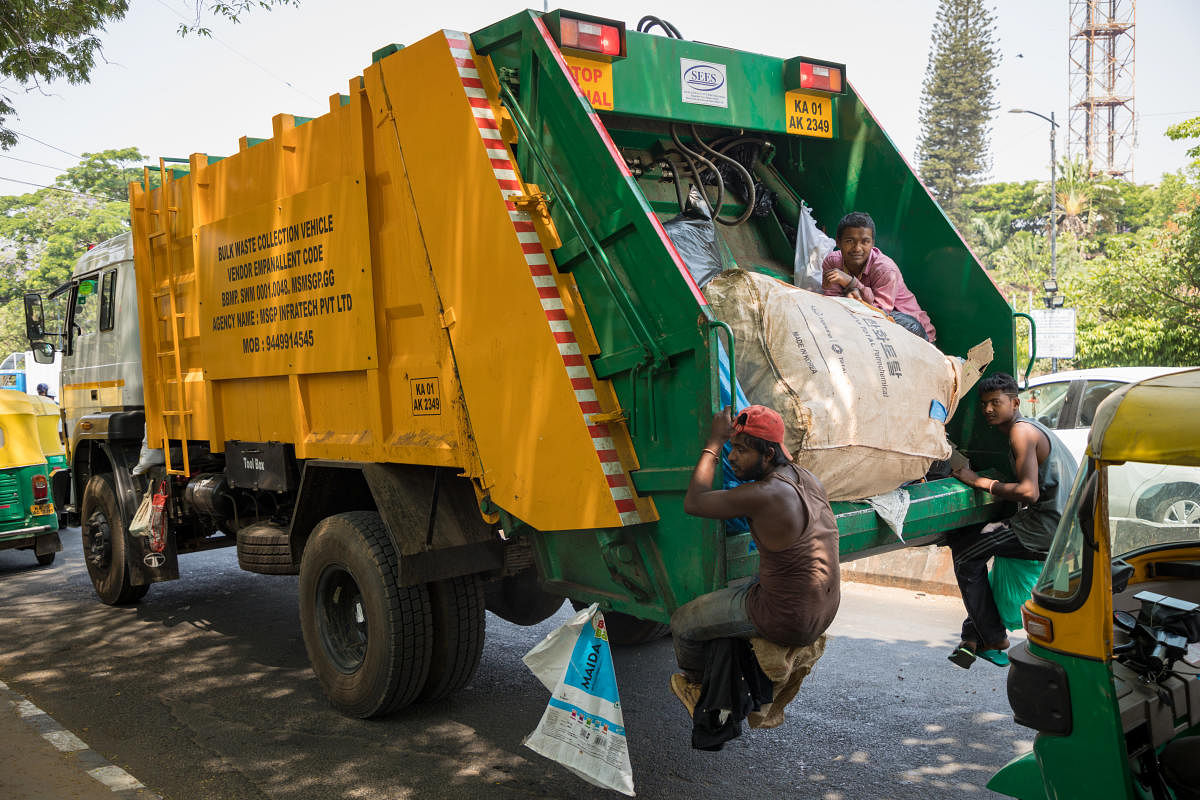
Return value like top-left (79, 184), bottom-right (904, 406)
top-left (1, 678), bottom-right (160, 798)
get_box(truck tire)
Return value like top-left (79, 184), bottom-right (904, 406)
top-left (81, 473), bottom-right (148, 605)
top-left (570, 601), bottom-right (670, 646)
top-left (420, 574), bottom-right (485, 702)
top-left (299, 511), bottom-right (432, 718)
top-left (236, 523), bottom-right (299, 575)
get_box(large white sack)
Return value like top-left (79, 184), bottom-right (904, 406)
top-left (704, 270), bottom-right (990, 501)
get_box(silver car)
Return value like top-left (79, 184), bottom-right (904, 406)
top-left (1019, 367), bottom-right (1200, 524)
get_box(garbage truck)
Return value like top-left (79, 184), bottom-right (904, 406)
top-left (24, 9), bottom-right (1019, 718)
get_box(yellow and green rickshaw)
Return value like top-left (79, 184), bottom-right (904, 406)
top-left (0, 390), bottom-right (60, 565)
top-left (990, 367), bottom-right (1200, 799)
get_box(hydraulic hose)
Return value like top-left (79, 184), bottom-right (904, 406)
top-left (636, 15), bottom-right (683, 38)
top-left (690, 124), bottom-right (756, 226)
top-left (670, 124), bottom-right (724, 221)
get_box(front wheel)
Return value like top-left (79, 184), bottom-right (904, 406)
top-left (1156, 491), bottom-right (1200, 525)
top-left (80, 474), bottom-right (148, 605)
top-left (299, 511), bottom-right (433, 718)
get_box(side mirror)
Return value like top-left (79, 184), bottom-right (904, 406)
top-left (30, 341), bottom-right (55, 365)
top-left (1112, 559), bottom-right (1134, 594)
top-left (24, 293), bottom-right (45, 340)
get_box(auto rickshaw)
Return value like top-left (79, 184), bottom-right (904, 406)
top-left (989, 367), bottom-right (1200, 799)
top-left (28, 393), bottom-right (67, 526)
top-left (0, 390), bottom-right (61, 565)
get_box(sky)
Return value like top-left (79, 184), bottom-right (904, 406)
top-left (2, 0), bottom-right (1198, 200)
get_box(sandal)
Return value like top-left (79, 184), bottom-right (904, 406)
top-left (977, 648), bottom-right (1011, 667)
top-left (948, 642), bottom-right (977, 669)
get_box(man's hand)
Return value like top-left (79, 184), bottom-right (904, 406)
top-left (708, 407), bottom-right (735, 447)
top-left (846, 286), bottom-right (864, 301)
top-left (822, 268), bottom-right (853, 292)
top-left (952, 465), bottom-right (980, 487)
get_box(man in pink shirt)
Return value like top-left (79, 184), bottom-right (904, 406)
top-left (821, 212), bottom-right (936, 342)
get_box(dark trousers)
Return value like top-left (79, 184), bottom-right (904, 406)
top-left (948, 522), bottom-right (1043, 646)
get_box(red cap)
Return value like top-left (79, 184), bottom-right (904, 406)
top-left (733, 405), bottom-right (792, 459)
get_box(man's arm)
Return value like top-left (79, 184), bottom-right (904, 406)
top-left (683, 408), bottom-right (761, 520)
top-left (952, 424), bottom-right (1043, 504)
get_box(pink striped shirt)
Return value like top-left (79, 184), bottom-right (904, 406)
top-left (822, 248), bottom-right (936, 341)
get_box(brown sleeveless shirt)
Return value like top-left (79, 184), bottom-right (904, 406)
top-left (745, 464), bottom-right (841, 646)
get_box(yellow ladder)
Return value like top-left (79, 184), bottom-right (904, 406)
top-left (138, 159), bottom-right (192, 476)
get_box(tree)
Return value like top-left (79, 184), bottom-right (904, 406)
top-left (0, 0), bottom-right (295, 148)
top-left (1042, 155), bottom-right (1121, 239)
top-left (1166, 115), bottom-right (1200, 170)
top-left (0, 148), bottom-right (141, 350)
top-left (915, 0), bottom-right (1000, 218)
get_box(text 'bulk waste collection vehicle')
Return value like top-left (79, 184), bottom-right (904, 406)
top-left (24, 10), bottom-right (1020, 717)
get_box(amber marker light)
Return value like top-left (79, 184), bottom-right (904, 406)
top-left (1022, 605), bottom-right (1054, 643)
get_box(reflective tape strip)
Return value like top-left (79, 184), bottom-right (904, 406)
top-left (443, 30), bottom-right (644, 526)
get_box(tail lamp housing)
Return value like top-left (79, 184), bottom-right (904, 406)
top-left (32, 473), bottom-right (48, 501)
top-left (545, 11), bottom-right (626, 60)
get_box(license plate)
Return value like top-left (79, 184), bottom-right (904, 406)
top-left (30, 503), bottom-right (55, 517)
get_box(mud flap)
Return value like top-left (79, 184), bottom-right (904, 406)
top-left (34, 532), bottom-right (61, 556)
top-left (986, 751), bottom-right (1049, 800)
top-left (127, 527), bottom-right (180, 585)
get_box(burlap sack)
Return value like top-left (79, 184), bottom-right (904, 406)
top-left (704, 270), bottom-right (990, 501)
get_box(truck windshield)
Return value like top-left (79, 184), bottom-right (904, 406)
top-left (1034, 462), bottom-right (1094, 605)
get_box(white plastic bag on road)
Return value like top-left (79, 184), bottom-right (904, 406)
top-left (523, 603), bottom-right (635, 796)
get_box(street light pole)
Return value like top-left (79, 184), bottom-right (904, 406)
top-left (1010, 108), bottom-right (1062, 371)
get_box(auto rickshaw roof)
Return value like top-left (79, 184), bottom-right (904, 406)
top-left (0, 389), bottom-right (38, 417)
top-left (1089, 367), bottom-right (1200, 466)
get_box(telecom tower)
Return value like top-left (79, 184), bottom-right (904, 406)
top-left (1068, 0), bottom-right (1136, 179)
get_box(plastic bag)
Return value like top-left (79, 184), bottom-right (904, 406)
top-left (129, 486), bottom-right (153, 538)
top-left (793, 203), bottom-right (834, 292)
top-left (662, 192), bottom-right (724, 289)
top-left (989, 557), bottom-right (1043, 631)
top-left (523, 604), bottom-right (635, 796)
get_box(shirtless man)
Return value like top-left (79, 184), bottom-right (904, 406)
top-left (948, 372), bottom-right (1078, 668)
top-left (670, 405), bottom-right (840, 707)
top-left (821, 211), bottom-right (936, 342)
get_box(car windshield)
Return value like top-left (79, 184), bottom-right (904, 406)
top-left (1108, 460), bottom-right (1200, 558)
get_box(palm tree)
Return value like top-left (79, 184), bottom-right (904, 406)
top-left (1039, 156), bottom-right (1121, 237)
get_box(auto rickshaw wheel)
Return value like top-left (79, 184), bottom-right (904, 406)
top-left (35, 551), bottom-right (55, 566)
top-left (81, 473), bottom-right (148, 605)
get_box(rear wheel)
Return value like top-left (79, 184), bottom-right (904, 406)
top-left (299, 511), bottom-right (432, 718)
top-left (420, 574), bottom-right (485, 702)
top-left (35, 551), bottom-right (55, 566)
top-left (81, 474), bottom-right (148, 605)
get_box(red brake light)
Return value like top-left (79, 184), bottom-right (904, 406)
top-left (32, 474), bottom-right (48, 501)
top-left (560, 17), bottom-right (621, 57)
top-left (798, 61), bottom-right (843, 93)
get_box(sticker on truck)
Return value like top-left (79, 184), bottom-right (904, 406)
top-left (680, 58), bottom-right (728, 108)
top-left (564, 54), bottom-right (614, 111)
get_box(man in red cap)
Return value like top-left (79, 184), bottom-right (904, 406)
top-left (670, 405), bottom-right (841, 708)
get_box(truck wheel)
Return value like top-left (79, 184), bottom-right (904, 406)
top-left (420, 574), bottom-right (485, 702)
top-left (36, 551), bottom-right (55, 566)
top-left (570, 601), bottom-right (670, 645)
top-left (81, 474), bottom-right (148, 605)
top-left (299, 511), bottom-right (432, 718)
top-left (236, 523), bottom-right (299, 575)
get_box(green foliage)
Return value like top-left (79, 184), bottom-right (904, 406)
top-left (0, 0), bottom-right (296, 148)
top-left (916, 0), bottom-right (1000, 217)
top-left (1068, 202), bottom-right (1200, 368)
top-left (0, 0), bottom-right (128, 148)
top-left (1166, 116), bottom-right (1200, 167)
top-left (179, 1), bottom-right (299, 37)
top-left (0, 148), bottom-right (141, 349)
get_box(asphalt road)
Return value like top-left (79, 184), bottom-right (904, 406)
top-left (0, 530), bottom-right (1031, 800)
